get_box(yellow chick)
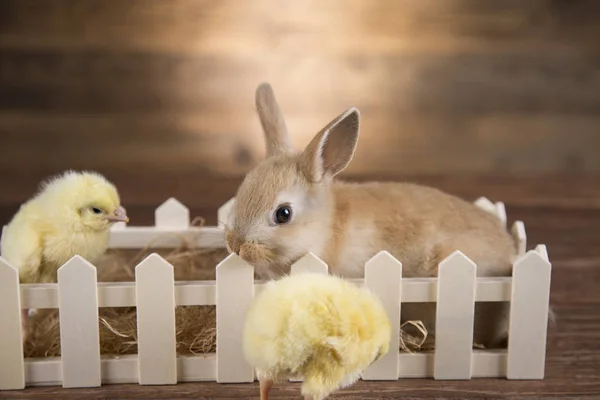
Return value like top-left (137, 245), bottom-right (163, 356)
top-left (242, 272), bottom-right (391, 400)
top-left (1, 170), bottom-right (128, 340)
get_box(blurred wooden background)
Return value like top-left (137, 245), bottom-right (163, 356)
top-left (1, 0), bottom-right (599, 214)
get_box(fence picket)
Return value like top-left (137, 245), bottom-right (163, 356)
top-left (135, 253), bottom-right (177, 384)
top-left (434, 251), bottom-right (477, 380)
top-left (155, 198), bottom-right (189, 229)
top-left (512, 221), bottom-right (527, 257)
top-left (362, 251), bottom-right (402, 380)
top-left (474, 197), bottom-right (496, 214)
top-left (216, 254), bottom-right (254, 383)
top-left (507, 250), bottom-right (552, 379)
top-left (495, 202), bottom-right (507, 228)
top-left (218, 198), bottom-right (235, 230)
top-left (57, 256), bottom-right (101, 388)
top-left (290, 253), bottom-right (328, 275)
top-left (0, 257), bottom-right (25, 390)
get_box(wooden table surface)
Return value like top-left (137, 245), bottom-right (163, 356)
top-left (0, 173), bottom-right (599, 399)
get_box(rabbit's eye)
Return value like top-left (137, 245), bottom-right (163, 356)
top-left (274, 205), bottom-right (292, 224)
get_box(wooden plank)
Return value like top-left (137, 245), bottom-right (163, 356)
top-left (507, 250), bottom-right (552, 379)
top-left (108, 226), bottom-right (226, 249)
top-left (17, 277), bottom-right (514, 309)
top-left (56, 256), bottom-right (101, 388)
top-left (495, 201), bottom-right (507, 228)
top-left (218, 198), bottom-right (235, 230)
top-left (23, 355), bottom-right (216, 387)
top-left (2, 112), bottom-right (600, 177)
top-left (21, 350), bottom-right (510, 386)
top-left (155, 198), bottom-right (190, 229)
top-left (362, 251), bottom-right (402, 380)
top-left (135, 253), bottom-right (178, 385)
top-left (290, 253), bottom-right (328, 275)
top-left (512, 221), bottom-right (527, 257)
top-left (398, 351), bottom-right (507, 379)
top-left (1, 0), bottom-right (597, 54)
top-left (215, 253), bottom-right (254, 383)
top-left (0, 257), bottom-right (25, 390)
top-left (2, 51), bottom-right (599, 115)
top-left (474, 197), bottom-right (496, 214)
top-left (434, 251), bottom-right (477, 380)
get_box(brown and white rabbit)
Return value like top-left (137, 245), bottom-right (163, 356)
top-left (225, 82), bottom-right (517, 348)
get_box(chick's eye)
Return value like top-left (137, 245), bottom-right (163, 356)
top-left (274, 205), bottom-right (292, 224)
top-left (91, 207), bottom-right (103, 214)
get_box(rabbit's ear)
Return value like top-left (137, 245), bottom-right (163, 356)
top-left (300, 107), bottom-right (360, 182)
top-left (255, 82), bottom-right (294, 157)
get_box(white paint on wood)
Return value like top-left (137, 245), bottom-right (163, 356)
top-left (216, 254), bottom-right (254, 383)
top-left (474, 197), bottom-right (496, 213)
top-left (135, 253), bottom-right (178, 385)
top-left (0, 257), bottom-right (25, 390)
top-left (57, 256), bottom-right (101, 388)
top-left (397, 350), bottom-right (507, 378)
top-left (155, 198), bottom-right (190, 229)
top-left (511, 220), bottom-right (527, 257)
top-left (507, 250), bottom-right (552, 379)
top-left (0, 225), bottom-right (7, 256)
top-left (218, 198), bottom-right (235, 230)
top-left (535, 244), bottom-right (549, 262)
top-left (290, 252), bottom-right (328, 275)
top-left (434, 251), bottom-right (477, 380)
top-left (18, 277), bottom-right (514, 310)
top-left (362, 251), bottom-right (402, 380)
top-left (495, 201), bottom-right (507, 228)
top-left (111, 221), bottom-right (127, 230)
top-left (108, 226), bottom-right (225, 249)
top-left (21, 351), bottom-right (512, 386)
top-left (24, 355), bottom-right (216, 386)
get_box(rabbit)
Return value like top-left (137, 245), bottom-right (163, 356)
top-left (224, 82), bottom-right (518, 348)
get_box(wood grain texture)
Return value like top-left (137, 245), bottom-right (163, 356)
top-left (1, 174), bottom-right (599, 398)
top-left (1, 0), bottom-right (599, 177)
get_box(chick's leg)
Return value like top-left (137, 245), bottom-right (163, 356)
top-left (259, 378), bottom-right (273, 400)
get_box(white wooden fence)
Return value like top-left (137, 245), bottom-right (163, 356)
top-left (0, 197), bottom-right (552, 390)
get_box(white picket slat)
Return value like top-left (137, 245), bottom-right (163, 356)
top-left (535, 244), bottom-right (549, 261)
top-left (155, 198), bottom-right (189, 229)
top-left (474, 197), bottom-right (496, 214)
top-left (218, 198), bottom-right (235, 230)
top-left (290, 252), bottom-right (328, 275)
top-left (216, 254), bottom-right (254, 383)
top-left (362, 251), bottom-right (402, 380)
top-left (0, 257), bottom-right (25, 390)
top-left (495, 202), bottom-right (507, 228)
top-left (507, 250), bottom-right (552, 379)
top-left (57, 256), bottom-right (101, 388)
top-left (135, 253), bottom-right (178, 385)
top-left (512, 221), bottom-right (527, 257)
top-left (434, 251), bottom-right (477, 380)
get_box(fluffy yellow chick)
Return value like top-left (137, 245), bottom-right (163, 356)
top-left (1, 170), bottom-right (128, 340)
top-left (242, 272), bottom-right (391, 400)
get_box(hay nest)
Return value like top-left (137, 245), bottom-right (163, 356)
top-left (24, 219), bottom-right (429, 358)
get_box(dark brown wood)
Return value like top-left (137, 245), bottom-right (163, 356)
top-left (1, 174), bottom-right (600, 399)
top-left (1, 0), bottom-right (600, 177)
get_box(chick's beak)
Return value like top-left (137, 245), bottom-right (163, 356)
top-left (106, 206), bottom-right (129, 223)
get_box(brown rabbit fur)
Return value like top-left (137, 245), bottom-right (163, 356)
top-left (225, 82), bottom-right (518, 348)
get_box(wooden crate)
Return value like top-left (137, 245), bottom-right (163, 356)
top-left (0, 197), bottom-right (552, 389)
